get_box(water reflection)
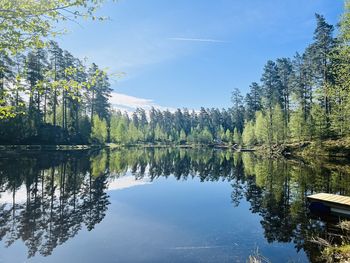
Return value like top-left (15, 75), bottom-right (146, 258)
top-left (0, 148), bottom-right (349, 261)
top-left (0, 152), bottom-right (110, 258)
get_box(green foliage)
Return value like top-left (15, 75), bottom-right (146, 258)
top-left (289, 107), bottom-right (306, 142)
top-left (0, 0), bottom-right (107, 55)
top-left (238, 8), bottom-right (350, 148)
top-left (233, 127), bottom-right (242, 145)
top-left (198, 127), bottom-right (213, 144)
top-left (311, 103), bottom-right (328, 140)
top-left (0, 0), bottom-right (112, 122)
top-left (179, 129), bottom-right (187, 144)
top-left (242, 120), bottom-right (255, 147)
top-left (255, 111), bottom-right (268, 144)
top-left (1, 2), bottom-right (350, 148)
top-left (0, 40), bottom-right (112, 145)
top-left (272, 104), bottom-right (284, 144)
top-left (91, 115), bottom-right (107, 143)
top-left (110, 114), bottom-right (128, 144)
top-left (225, 129), bottom-right (232, 144)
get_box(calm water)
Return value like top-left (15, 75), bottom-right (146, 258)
top-left (0, 148), bottom-right (349, 262)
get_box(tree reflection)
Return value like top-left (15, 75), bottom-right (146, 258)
top-left (0, 148), bottom-right (350, 261)
top-left (239, 154), bottom-right (350, 262)
top-left (0, 152), bottom-right (110, 258)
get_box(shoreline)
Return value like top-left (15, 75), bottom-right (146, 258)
top-left (0, 144), bottom-right (104, 151)
top-left (0, 143), bottom-right (251, 152)
top-left (1, 139), bottom-right (349, 159)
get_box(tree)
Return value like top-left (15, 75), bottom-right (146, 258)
top-left (245, 82), bottom-right (262, 121)
top-left (292, 52), bottom-right (313, 122)
top-left (0, 0), bottom-right (108, 55)
top-left (233, 127), bottom-right (242, 145)
top-left (110, 113), bottom-right (128, 144)
top-left (311, 103), bottom-right (327, 140)
top-left (307, 14), bottom-right (335, 135)
top-left (289, 107), bottom-right (306, 143)
top-left (231, 88), bottom-right (245, 132)
top-left (276, 58), bottom-right (293, 124)
top-left (0, 0), bottom-right (112, 119)
top-left (272, 104), bottom-right (285, 144)
top-left (88, 64), bottom-right (111, 122)
top-left (25, 48), bottom-right (48, 134)
top-left (242, 120), bottom-right (255, 147)
top-left (179, 129), bottom-right (187, 144)
top-left (329, 1), bottom-right (350, 137)
top-left (91, 115), bottom-right (107, 143)
top-left (255, 111), bottom-right (268, 145)
top-left (261, 60), bottom-right (282, 110)
top-left (225, 129), bottom-right (232, 144)
top-left (47, 41), bottom-right (64, 126)
top-left (198, 128), bottom-right (213, 144)
top-left (261, 60), bottom-right (281, 146)
top-left (0, 51), bottom-right (15, 119)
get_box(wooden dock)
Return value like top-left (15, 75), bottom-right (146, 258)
top-left (308, 193), bottom-right (350, 216)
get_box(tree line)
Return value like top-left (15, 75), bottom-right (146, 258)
top-left (109, 107), bottom-right (243, 145)
top-left (241, 8), bottom-right (350, 148)
top-left (0, 0), bottom-right (115, 145)
top-left (0, 41), bottom-right (112, 144)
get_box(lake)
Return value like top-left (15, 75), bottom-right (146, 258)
top-left (0, 148), bottom-right (349, 262)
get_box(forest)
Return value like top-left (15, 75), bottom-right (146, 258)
top-left (0, 1), bottom-right (350, 148)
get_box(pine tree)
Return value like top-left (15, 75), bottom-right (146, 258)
top-left (47, 41), bottom-right (64, 126)
top-left (276, 57), bottom-right (293, 124)
top-left (307, 14), bottom-right (335, 135)
top-left (245, 82), bottom-right (262, 121)
top-left (261, 60), bottom-right (282, 146)
top-left (292, 52), bottom-right (313, 122)
top-left (329, 1), bottom-right (350, 137)
top-left (231, 88), bottom-right (245, 132)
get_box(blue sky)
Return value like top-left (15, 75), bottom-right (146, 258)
top-left (57, 0), bottom-right (344, 111)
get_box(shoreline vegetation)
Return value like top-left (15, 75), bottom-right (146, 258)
top-left (1, 137), bottom-right (350, 157)
top-left (1, 137), bottom-right (350, 158)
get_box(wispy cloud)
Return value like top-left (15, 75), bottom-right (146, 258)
top-left (168, 37), bottom-right (226, 43)
top-left (109, 92), bottom-right (176, 113)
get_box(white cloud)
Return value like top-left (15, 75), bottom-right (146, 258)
top-left (108, 175), bottom-right (151, 191)
top-left (168, 37), bottom-right (227, 43)
top-left (109, 92), bottom-right (176, 113)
